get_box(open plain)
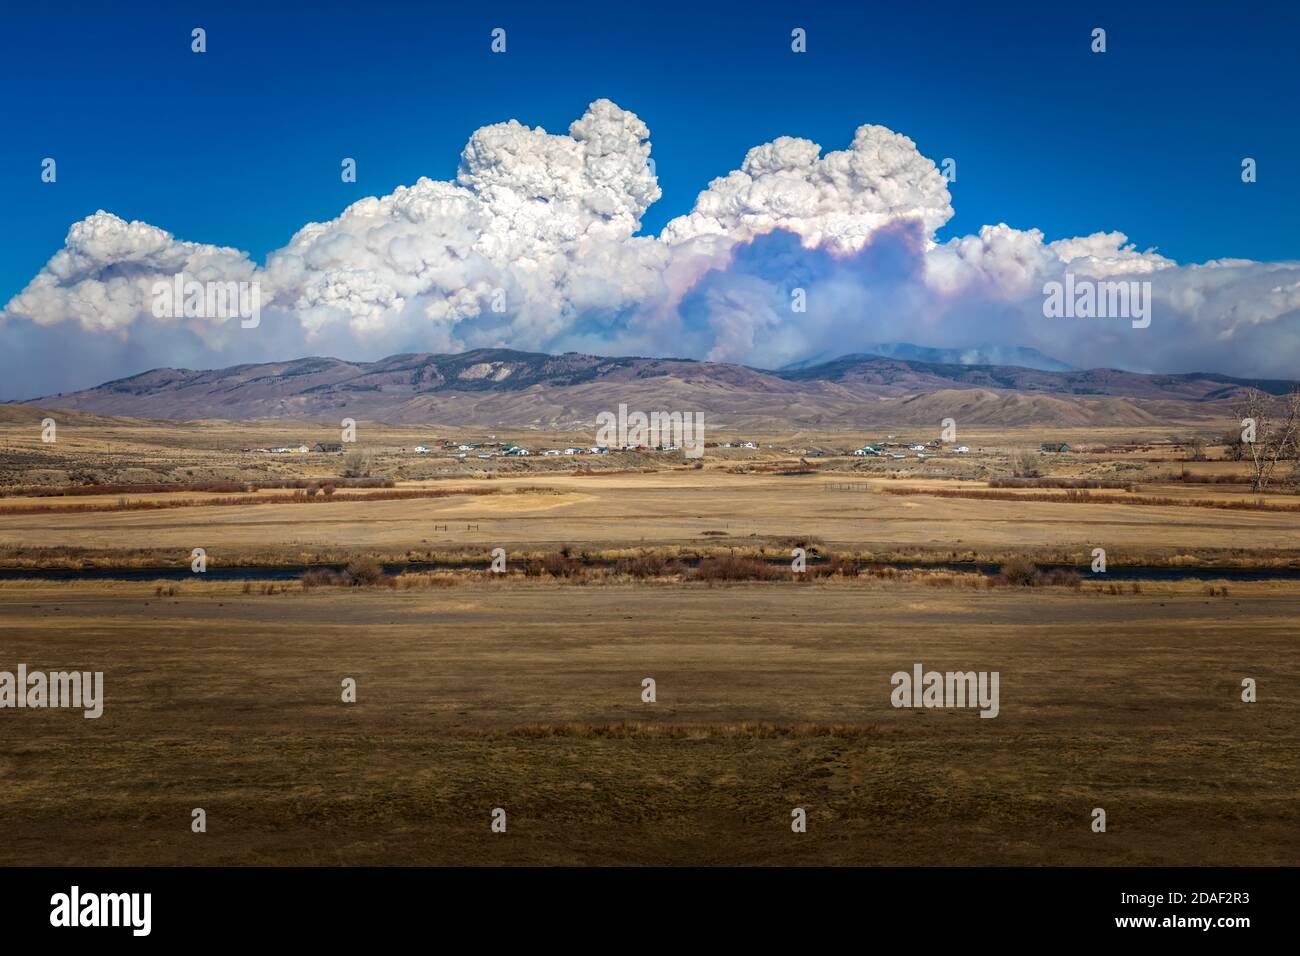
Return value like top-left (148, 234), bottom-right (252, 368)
top-left (2, 579), bottom-right (1296, 866)
top-left (0, 413), bottom-right (1297, 865)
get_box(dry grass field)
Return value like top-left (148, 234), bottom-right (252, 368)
top-left (1, 415), bottom-right (1297, 866)
top-left (2, 468), bottom-right (1300, 570)
top-left (0, 579), bottom-right (1295, 866)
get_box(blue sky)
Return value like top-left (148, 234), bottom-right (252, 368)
top-left (2, 0), bottom-right (1295, 304)
top-left (2, 0), bottom-right (1299, 396)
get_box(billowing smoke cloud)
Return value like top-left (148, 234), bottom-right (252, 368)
top-left (263, 98), bottom-right (668, 346)
top-left (4, 97), bottom-right (1299, 399)
top-left (3, 212), bottom-right (258, 336)
top-left (660, 124), bottom-right (953, 252)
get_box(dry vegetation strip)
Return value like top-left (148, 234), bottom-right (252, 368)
top-left (882, 485), bottom-right (1300, 512)
top-left (0, 485), bottom-right (562, 516)
top-left (1151, 472), bottom-right (1255, 485)
top-left (7, 541), bottom-right (1300, 573)
top-left (988, 477), bottom-right (1136, 490)
top-left (0, 478), bottom-right (397, 498)
top-left (296, 553), bottom-right (1082, 589)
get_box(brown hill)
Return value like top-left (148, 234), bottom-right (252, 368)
top-left (14, 348), bottom-right (1289, 428)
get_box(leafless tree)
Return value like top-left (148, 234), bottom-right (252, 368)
top-left (1220, 429), bottom-right (1246, 461)
top-left (342, 450), bottom-right (371, 478)
top-left (1011, 448), bottom-right (1041, 478)
top-left (1235, 387), bottom-right (1300, 492)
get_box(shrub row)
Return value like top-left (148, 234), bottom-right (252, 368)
top-left (882, 486), bottom-right (1300, 513)
top-left (1, 477), bottom-right (396, 498)
top-left (0, 485), bottom-right (502, 516)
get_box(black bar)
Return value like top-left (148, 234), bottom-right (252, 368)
top-left (0, 866), bottom-right (1283, 942)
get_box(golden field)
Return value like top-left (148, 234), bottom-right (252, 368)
top-left (0, 579), bottom-right (1295, 866)
top-left (2, 466), bottom-right (1299, 570)
top-left (0, 414), bottom-right (1297, 865)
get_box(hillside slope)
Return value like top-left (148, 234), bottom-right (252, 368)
top-left (17, 348), bottom-right (1286, 427)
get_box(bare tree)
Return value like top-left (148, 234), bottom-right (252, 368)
top-left (1011, 448), bottom-right (1041, 478)
top-left (1187, 437), bottom-right (1206, 462)
top-left (1220, 429), bottom-right (1246, 461)
top-left (342, 450), bottom-right (372, 478)
top-left (1235, 387), bottom-right (1300, 492)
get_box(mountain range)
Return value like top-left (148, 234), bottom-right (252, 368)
top-left (778, 343), bottom-right (1076, 372)
top-left (16, 346), bottom-right (1296, 429)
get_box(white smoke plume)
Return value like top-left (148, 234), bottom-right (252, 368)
top-left (3, 97), bottom-right (1298, 398)
top-left (660, 124), bottom-right (953, 252)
